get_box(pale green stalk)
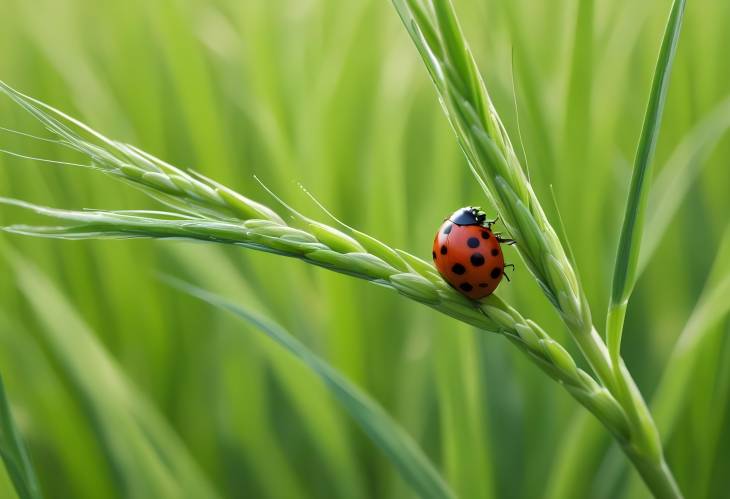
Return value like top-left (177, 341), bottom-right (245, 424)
top-left (0, 198), bottom-right (628, 441)
top-left (0, 197), bottom-right (627, 441)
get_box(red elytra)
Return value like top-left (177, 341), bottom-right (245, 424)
top-left (432, 207), bottom-right (507, 299)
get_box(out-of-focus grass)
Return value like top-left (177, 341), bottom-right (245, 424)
top-left (0, 0), bottom-right (729, 498)
top-left (0, 372), bottom-right (43, 499)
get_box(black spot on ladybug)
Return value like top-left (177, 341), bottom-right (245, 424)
top-left (491, 248), bottom-right (499, 256)
top-left (440, 245), bottom-right (448, 255)
top-left (470, 253), bottom-right (485, 266)
top-left (491, 267), bottom-right (501, 279)
top-left (467, 237), bottom-right (480, 248)
top-left (452, 263), bottom-right (466, 275)
top-left (481, 231), bottom-right (490, 239)
top-left (459, 282), bottom-right (473, 292)
top-left (479, 283), bottom-right (489, 288)
top-left (432, 251), bottom-right (436, 260)
top-left (443, 224), bottom-right (453, 235)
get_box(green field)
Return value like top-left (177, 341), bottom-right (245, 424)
top-left (1, 0), bottom-right (729, 498)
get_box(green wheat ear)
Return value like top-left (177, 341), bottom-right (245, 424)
top-left (0, 79), bottom-right (630, 450)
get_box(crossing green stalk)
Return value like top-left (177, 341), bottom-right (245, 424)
top-left (0, 80), bottom-right (632, 456)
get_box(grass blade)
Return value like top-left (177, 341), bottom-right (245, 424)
top-left (604, 3), bottom-right (687, 471)
top-left (7, 252), bottom-right (221, 499)
top-left (606, 0), bottom-right (687, 362)
top-left (166, 244), bottom-right (368, 499)
top-left (167, 278), bottom-right (455, 499)
top-left (0, 375), bottom-right (43, 499)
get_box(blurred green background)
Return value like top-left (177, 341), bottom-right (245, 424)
top-left (1, 0), bottom-right (729, 498)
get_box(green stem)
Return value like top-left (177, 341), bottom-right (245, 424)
top-left (572, 326), bottom-right (618, 393)
top-left (616, 361), bottom-right (663, 461)
top-left (574, 326), bottom-right (679, 498)
top-left (607, 304), bottom-right (663, 461)
top-left (624, 452), bottom-right (682, 499)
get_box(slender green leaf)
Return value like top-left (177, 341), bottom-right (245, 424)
top-left (607, 0), bottom-right (687, 362)
top-left (168, 278), bottom-right (455, 499)
top-left (0, 375), bottom-right (43, 499)
top-left (167, 244), bottom-right (367, 499)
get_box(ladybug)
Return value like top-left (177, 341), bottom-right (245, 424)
top-left (432, 207), bottom-right (514, 300)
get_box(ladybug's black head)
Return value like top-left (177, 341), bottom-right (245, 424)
top-left (449, 206), bottom-right (487, 226)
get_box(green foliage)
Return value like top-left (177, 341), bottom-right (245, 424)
top-left (0, 375), bottom-right (43, 499)
top-left (607, 0), bottom-right (686, 366)
top-left (167, 278), bottom-right (455, 499)
top-left (7, 252), bottom-right (221, 499)
top-left (0, 0), bottom-right (729, 498)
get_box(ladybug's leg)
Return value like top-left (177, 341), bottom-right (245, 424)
top-left (497, 236), bottom-right (517, 245)
top-left (503, 263), bottom-right (515, 282)
top-left (486, 216), bottom-right (500, 229)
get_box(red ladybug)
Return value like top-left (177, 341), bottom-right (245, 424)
top-left (432, 207), bottom-right (514, 299)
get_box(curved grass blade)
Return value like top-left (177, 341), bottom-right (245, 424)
top-left (0, 375), bottom-right (43, 499)
top-left (166, 244), bottom-right (368, 499)
top-left (6, 252), bottom-right (221, 499)
top-left (167, 278), bottom-right (455, 499)
top-left (606, 0), bottom-right (687, 364)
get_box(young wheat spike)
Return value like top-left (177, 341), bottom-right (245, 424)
top-left (0, 80), bottom-right (634, 446)
top-left (392, 1), bottom-right (682, 497)
top-left (0, 198), bottom-right (630, 443)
